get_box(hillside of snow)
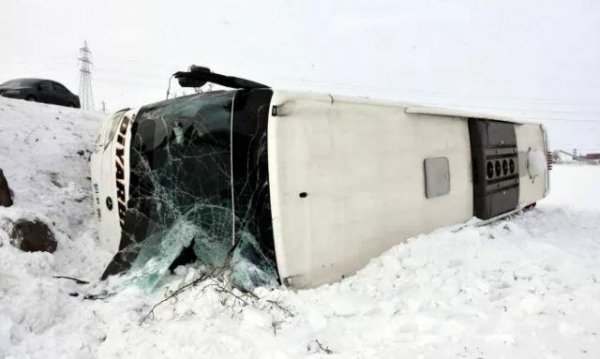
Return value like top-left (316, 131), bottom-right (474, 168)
top-left (1, 97), bottom-right (600, 358)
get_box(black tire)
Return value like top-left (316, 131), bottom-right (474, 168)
top-left (25, 95), bottom-right (36, 102)
top-left (68, 102), bottom-right (76, 108)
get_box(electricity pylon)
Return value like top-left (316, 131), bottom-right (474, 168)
top-left (78, 41), bottom-right (94, 110)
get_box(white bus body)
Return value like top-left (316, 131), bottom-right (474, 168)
top-left (91, 89), bottom-right (549, 288)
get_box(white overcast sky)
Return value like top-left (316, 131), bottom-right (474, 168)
top-left (1, 0), bottom-right (600, 151)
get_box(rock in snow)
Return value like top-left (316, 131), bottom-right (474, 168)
top-left (9, 219), bottom-right (57, 253)
top-left (0, 169), bottom-right (12, 207)
top-left (0, 96), bottom-right (600, 358)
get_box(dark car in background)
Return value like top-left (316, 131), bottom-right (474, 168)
top-left (0, 78), bottom-right (80, 108)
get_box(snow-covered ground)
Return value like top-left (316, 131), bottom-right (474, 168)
top-left (1, 97), bottom-right (599, 358)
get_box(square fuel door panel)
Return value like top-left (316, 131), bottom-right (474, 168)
top-left (424, 157), bottom-right (451, 198)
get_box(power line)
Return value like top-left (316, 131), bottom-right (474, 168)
top-left (273, 76), bottom-right (600, 107)
top-left (409, 103), bottom-right (600, 123)
top-left (527, 117), bottom-right (600, 124)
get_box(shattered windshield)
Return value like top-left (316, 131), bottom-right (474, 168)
top-left (102, 90), bottom-right (277, 290)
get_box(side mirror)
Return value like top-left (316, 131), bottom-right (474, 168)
top-left (37, 84), bottom-right (42, 91)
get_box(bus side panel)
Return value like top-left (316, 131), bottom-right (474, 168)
top-left (268, 94), bottom-right (473, 288)
top-left (516, 124), bottom-right (548, 206)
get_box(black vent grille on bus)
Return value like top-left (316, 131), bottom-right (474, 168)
top-left (469, 119), bottom-right (519, 219)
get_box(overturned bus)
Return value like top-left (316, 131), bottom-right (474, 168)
top-left (91, 66), bottom-right (550, 289)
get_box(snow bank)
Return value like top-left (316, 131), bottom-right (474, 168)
top-left (1, 97), bottom-right (600, 358)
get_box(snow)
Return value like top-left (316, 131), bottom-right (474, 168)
top-left (1, 97), bottom-right (600, 358)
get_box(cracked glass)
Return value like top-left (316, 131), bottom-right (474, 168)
top-left (101, 89), bottom-right (278, 290)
